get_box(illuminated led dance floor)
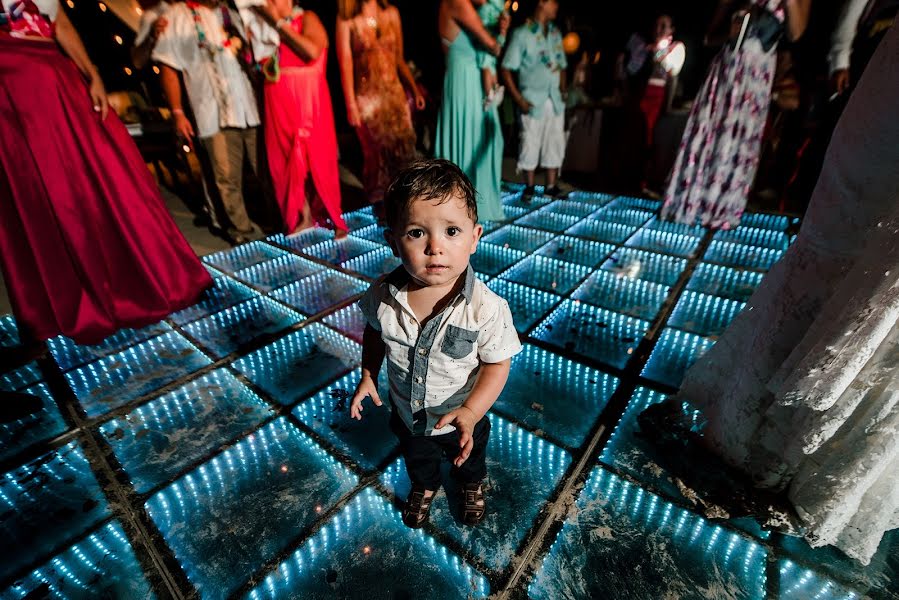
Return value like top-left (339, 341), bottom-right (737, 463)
top-left (1, 184), bottom-right (896, 599)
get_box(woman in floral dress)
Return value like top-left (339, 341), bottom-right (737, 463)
top-left (337, 0), bottom-right (424, 216)
top-left (660, 0), bottom-right (811, 229)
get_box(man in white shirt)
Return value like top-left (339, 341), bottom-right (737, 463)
top-left (829, 0), bottom-right (897, 95)
top-left (154, 0), bottom-right (261, 243)
top-left (132, 0), bottom-right (171, 69)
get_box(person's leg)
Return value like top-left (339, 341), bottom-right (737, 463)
top-left (518, 108), bottom-right (540, 196)
top-left (541, 101), bottom-right (567, 196)
top-left (391, 412), bottom-right (442, 527)
top-left (202, 130), bottom-right (253, 239)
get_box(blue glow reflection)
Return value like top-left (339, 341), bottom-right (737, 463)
top-left (145, 418), bottom-right (358, 600)
top-left (592, 207), bottom-right (654, 228)
top-left (342, 247), bottom-right (403, 279)
top-left (202, 241), bottom-right (286, 274)
top-left (704, 241), bottom-right (784, 272)
top-left (278, 227), bottom-right (333, 252)
top-left (779, 559), bottom-right (860, 600)
top-left (536, 236), bottom-right (615, 268)
top-left (486, 279), bottom-right (561, 334)
top-left (1, 361), bottom-right (42, 392)
top-left (606, 196), bottom-right (662, 212)
top-left (101, 368), bottom-right (274, 493)
top-left (0, 313), bottom-right (20, 348)
top-left (303, 237), bottom-right (381, 266)
top-left (715, 227), bottom-right (789, 250)
top-left (543, 199), bottom-right (603, 218)
top-left (233, 255), bottom-right (324, 293)
top-left (232, 323), bottom-right (360, 406)
top-left (246, 487), bottom-right (489, 600)
top-left (499, 255), bottom-right (591, 295)
top-left (2, 521), bottom-right (155, 599)
top-left (514, 208), bottom-right (580, 233)
top-left (739, 213), bottom-right (790, 231)
top-left (687, 263), bottom-right (764, 303)
top-left (668, 290), bottom-right (746, 338)
top-left (169, 277), bottom-right (258, 326)
top-left (271, 270), bottom-right (368, 317)
top-left (601, 248), bottom-right (687, 287)
top-left (65, 331), bottom-right (212, 418)
top-left (625, 229), bottom-right (701, 258)
top-left (0, 382), bottom-right (67, 464)
top-left (641, 328), bottom-right (715, 388)
top-left (572, 269), bottom-right (670, 321)
top-left (470, 243), bottom-right (527, 276)
top-left (482, 225), bottom-right (555, 253)
top-left (565, 219), bottom-right (638, 244)
top-left (48, 321), bottom-right (171, 372)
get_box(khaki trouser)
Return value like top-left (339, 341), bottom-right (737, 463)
top-left (201, 127), bottom-right (258, 234)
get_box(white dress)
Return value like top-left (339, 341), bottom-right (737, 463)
top-left (675, 25), bottom-right (899, 565)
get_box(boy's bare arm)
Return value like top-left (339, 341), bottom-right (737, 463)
top-left (435, 358), bottom-right (511, 467)
top-left (350, 324), bottom-right (387, 420)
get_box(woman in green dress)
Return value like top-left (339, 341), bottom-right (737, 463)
top-left (435, 0), bottom-right (509, 222)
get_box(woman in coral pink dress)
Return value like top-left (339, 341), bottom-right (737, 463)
top-left (247, 0), bottom-right (348, 236)
top-left (0, 0), bottom-right (211, 345)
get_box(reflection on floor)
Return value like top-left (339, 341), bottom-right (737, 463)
top-left (1, 184), bottom-right (896, 599)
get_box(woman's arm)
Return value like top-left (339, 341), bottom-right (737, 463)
top-left (448, 0), bottom-right (499, 55)
top-left (254, 4), bottom-right (327, 62)
top-left (389, 6), bottom-right (424, 109)
top-left (784, 0), bottom-right (812, 41)
top-left (335, 15), bottom-right (361, 126)
top-left (54, 4), bottom-right (108, 119)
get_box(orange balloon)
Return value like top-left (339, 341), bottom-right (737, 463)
top-left (562, 32), bottom-right (580, 55)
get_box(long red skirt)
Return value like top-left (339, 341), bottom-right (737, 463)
top-left (0, 37), bottom-right (212, 344)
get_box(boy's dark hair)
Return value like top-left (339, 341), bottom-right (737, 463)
top-left (384, 159), bottom-right (478, 229)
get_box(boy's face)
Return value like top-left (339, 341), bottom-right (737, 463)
top-left (386, 194), bottom-right (482, 290)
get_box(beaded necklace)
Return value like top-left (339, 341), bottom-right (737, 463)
top-left (186, 1), bottom-right (235, 58)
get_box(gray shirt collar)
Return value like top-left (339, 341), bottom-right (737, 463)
top-left (383, 265), bottom-right (475, 305)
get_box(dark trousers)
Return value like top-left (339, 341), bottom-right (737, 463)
top-left (390, 411), bottom-right (491, 491)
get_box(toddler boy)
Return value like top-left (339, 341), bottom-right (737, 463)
top-left (350, 159), bottom-right (521, 528)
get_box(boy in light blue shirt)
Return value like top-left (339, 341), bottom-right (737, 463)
top-left (500, 0), bottom-right (568, 199)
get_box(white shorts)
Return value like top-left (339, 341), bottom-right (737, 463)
top-left (518, 98), bottom-right (566, 172)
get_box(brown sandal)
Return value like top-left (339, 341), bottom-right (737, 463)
top-left (402, 485), bottom-right (435, 529)
top-left (462, 482), bottom-right (486, 525)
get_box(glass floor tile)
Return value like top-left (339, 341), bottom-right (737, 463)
top-left (245, 487), bottom-right (489, 600)
top-left (1, 441), bottom-right (110, 583)
top-left (704, 240), bottom-right (784, 272)
top-left (778, 531), bottom-right (899, 598)
top-left (668, 290), bottom-right (746, 338)
top-left (0, 313), bottom-right (20, 348)
top-left (381, 414), bottom-right (572, 573)
top-left (501, 181), bottom-right (528, 193)
top-left (470, 242), bottom-right (527, 276)
top-left (352, 223), bottom-right (389, 245)
top-left (530, 467), bottom-right (766, 600)
top-left (1, 361), bottom-right (42, 392)
top-left (593, 207), bottom-right (655, 227)
top-left (271, 270), bottom-right (368, 316)
top-left (606, 195), bottom-right (662, 212)
top-left (740, 212), bottom-right (791, 231)
top-left (342, 210), bottom-right (377, 231)
top-left (542, 199), bottom-right (603, 218)
top-left (65, 331), bottom-right (212, 418)
top-left (499, 255), bottom-right (591, 295)
top-left (0, 382), bottom-right (67, 464)
top-left (145, 418), bottom-right (358, 600)
top-left (292, 370), bottom-right (397, 471)
top-left (502, 192), bottom-right (553, 210)
top-left (496, 344), bottom-right (619, 448)
top-left (565, 190), bottom-right (615, 205)
top-left (303, 236), bottom-right (382, 266)
top-left (342, 247), bottom-right (403, 280)
top-left (232, 323), bottom-right (360, 406)
top-left (535, 236), bottom-right (615, 268)
top-left (205, 264), bottom-right (225, 278)
top-left (514, 209), bottom-right (581, 233)
top-left (601, 248), bottom-right (688, 287)
top-left (485, 279), bottom-right (562, 334)
top-left (101, 369), bottom-right (274, 494)
top-left (625, 228), bottom-right (702, 258)
top-left (48, 321), bottom-right (172, 372)
top-left (321, 303), bottom-right (367, 343)
top-left (565, 219), bottom-right (638, 244)
top-left (642, 217), bottom-right (706, 238)
top-left (1, 520), bottom-right (155, 599)
top-left (778, 559), bottom-right (864, 600)
top-left (687, 263), bottom-right (764, 303)
top-left (182, 296), bottom-right (304, 359)
top-left (572, 269), bottom-right (670, 321)
top-left (169, 277), bottom-right (258, 326)
top-left (202, 241), bottom-right (286, 274)
top-left (715, 227), bottom-right (790, 250)
top-left (641, 328), bottom-right (715, 388)
top-left (232, 254), bottom-right (325, 293)
top-left (532, 300), bottom-right (649, 370)
top-left (278, 227), bottom-right (333, 252)
top-left (482, 224), bottom-right (555, 253)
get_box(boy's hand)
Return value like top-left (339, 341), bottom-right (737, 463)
top-left (435, 406), bottom-right (478, 467)
top-left (350, 375), bottom-right (382, 420)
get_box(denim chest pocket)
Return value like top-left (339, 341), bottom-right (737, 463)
top-left (441, 325), bottom-right (479, 359)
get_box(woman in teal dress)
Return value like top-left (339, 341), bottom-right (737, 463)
top-left (435, 0), bottom-right (509, 222)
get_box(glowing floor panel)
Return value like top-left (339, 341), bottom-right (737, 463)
top-left (1, 187), bottom-right (892, 599)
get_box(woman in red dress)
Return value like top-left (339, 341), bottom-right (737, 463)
top-left (0, 0), bottom-right (212, 344)
top-left (248, 0), bottom-right (348, 237)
